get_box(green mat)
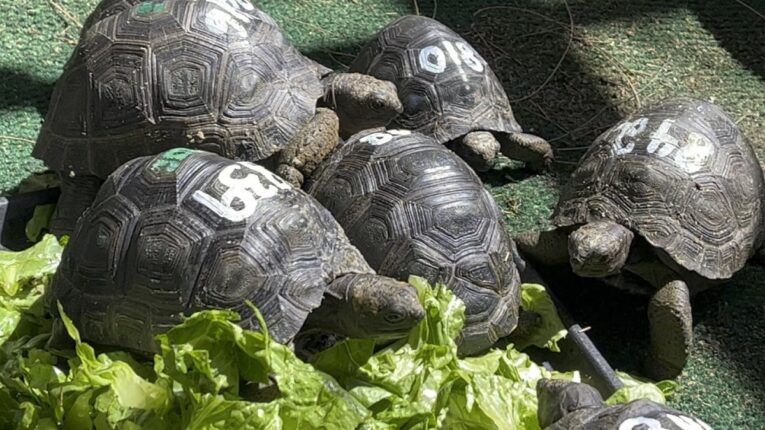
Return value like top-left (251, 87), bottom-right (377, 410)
top-left (1, 0), bottom-right (764, 428)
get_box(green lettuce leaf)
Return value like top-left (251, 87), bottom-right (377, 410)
top-left (0, 239), bottom-right (673, 430)
top-left (312, 276), bottom-right (577, 429)
top-left (513, 284), bottom-right (568, 352)
top-left (156, 305), bottom-right (372, 429)
top-left (606, 371), bottom-right (679, 405)
top-left (25, 205), bottom-right (56, 243)
top-left (0, 234), bottom-right (63, 343)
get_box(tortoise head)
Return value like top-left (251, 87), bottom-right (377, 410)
top-left (328, 274), bottom-right (424, 340)
top-left (568, 221), bottom-right (634, 278)
top-left (323, 73), bottom-right (403, 138)
top-left (536, 379), bottom-right (604, 428)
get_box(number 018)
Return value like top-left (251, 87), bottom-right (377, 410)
top-left (418, 40), bottom-right (484, 74)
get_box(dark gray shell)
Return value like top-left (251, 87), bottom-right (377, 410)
top-left (349, 15), bottom-right (522, 145)
top-left (547, 401), bottom-right (713, 430)
top-left (554, 98), bottom-right (765, 279)
top-left (308, 129), bottom-right (521, 354)
top-left (537, 380), bottom-right (713, 430)
top-left (34, 0), bottom-right (325, 179)
top-left (50, 149), bottom-right (372, 353)
top-left (82, 0), bottom-right (281, 35)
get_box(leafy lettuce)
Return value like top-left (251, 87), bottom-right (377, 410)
top-left (0, 236), bottom-right (672, 429)
top-left (310, 277), bottom-right (577, 430)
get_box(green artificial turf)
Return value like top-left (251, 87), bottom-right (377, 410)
top-left (1, 0), bottom-right (765, 428)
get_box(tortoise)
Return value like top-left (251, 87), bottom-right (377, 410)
top-left (307, 128), bottom-right (523, 354)
top-left (537, 379), bottom-right (713, 429)
top-left (48, 148), bottom-right (425, 354)
top-left (349, 15), bottom-right (553, 173)
top-left (517, 97), bottom-right (765, 379)
top-left (35, 0), bottom-right (402, 236)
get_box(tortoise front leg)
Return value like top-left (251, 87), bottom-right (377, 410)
top-left (452, 131), bottom-right (500, 172)
top-left (645, 279), bottom-right (693, 380)
top-left (50, 173), bottom-right (103, 237)
top-left (275, 108), bottom-right (340, 188)
top-left (498, 132), bottom-right (554, 172)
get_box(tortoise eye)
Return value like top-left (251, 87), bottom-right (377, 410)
top-left (384, 312), bottom-right (405, 324)
top-left (370, 98), bottom-right (386, 110)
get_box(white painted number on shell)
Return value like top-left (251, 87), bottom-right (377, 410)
top-left (205, 0), bottom-right (253, 36)
top-left (193, 162), bottom-right (291, 222)
top-left (665, 414), bottom-right (712, 430)
top-left (212, 0), bottom-right (256, 12)
top-left (360, 129), bottom-right (412, 146)
top-left (612, 117), bottom-right (648, 155)
top-left (618, 414), bottom-right (712, 430)
top-left (419, 41), bottom-right (484, 74)
top-left (611, 117), bottom-right (715, 173)
top-left (646, 119), bottom-right (678, 157)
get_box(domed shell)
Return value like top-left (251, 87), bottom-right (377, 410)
top-left (50, 148), bottom-right (373, 353)
top-left (554, 98), bottom-right (765, 279)
top-left (34, 0), bottom-right (324, 179)
top-left (349, 15), bottom-right (522, 145)
top-left (308, 129), bottom-right (521, 353)
top-left (82, 0), bottom-right (283, 42)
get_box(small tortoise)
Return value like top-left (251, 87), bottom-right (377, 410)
top-left (518, 98), bottom-right (765, 379)
top-left (537, 379), bottom-right (713, 430)
top-left (350, 15), bottom-right (553, 173)
top-left (308, 129), bottom-right (523, 354)
top-left (35, 0), bottom-right (402, 236)
top-left (48, 149), bottom-right (424, 353)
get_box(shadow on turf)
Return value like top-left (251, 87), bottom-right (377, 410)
top-left (0, 68), bottom-right (54, 115)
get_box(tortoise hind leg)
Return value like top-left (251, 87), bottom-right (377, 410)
top-left (645, 280), bottom-right (693, 380)
top-left (498, 132), bottom-right (553, 172)
top-left (275, 108), bottom-right (339, 188)
top-left (50, 174), bottom-right (103, 237)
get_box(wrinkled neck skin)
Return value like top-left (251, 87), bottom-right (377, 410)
top-left (302, 277), bottom-right (355, 336)
top-left (624, 240), bottom-right (713, 294)
top-left (318, 73), bottom-right (401, 138)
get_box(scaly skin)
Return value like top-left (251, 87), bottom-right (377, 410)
top-left (568, 221), bottom-right (634, 278)
top-left (302, 273), bottom-right (425, 340)
top-left (498, 131), bottom-right (554, 172)
top-left (646, 280), bottom-right (693, 380)
top-left (452, 131), bottom-right (501, 172)
top-left (319, 73), bottom-right (403, 138)
top-left (519, 222), bottom-right (694, 379)
top-left (276, 108), bottom-right (340, 187)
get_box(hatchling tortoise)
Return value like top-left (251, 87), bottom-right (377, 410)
top-left (307, 129), bottom-right (523, 354)
top-left (518, 97), bottom-right (765, 379)
top-left (537, 379), bottom-right (713, 430)
top-left (48, 148), bottom-right (424, 353)
top-left (350, 15), bottom-right (553, 173)
top-left (35, 0), bottom-right (402, 236)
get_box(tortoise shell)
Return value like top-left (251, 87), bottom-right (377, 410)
top-left (538, 380), bottom-right (713, 430)
top-left (82, 0), bottom-right (281, 34)
top-left (50, 149), bottom-right (373, 353)
top-left (308, 129), bottom-right (521, 353)
top-left (349, 15), bottom-right (522, 145)
top-left (554, 97), bottom-right (765, 279)
top-left (34, 0), bottom-right (324, 179)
